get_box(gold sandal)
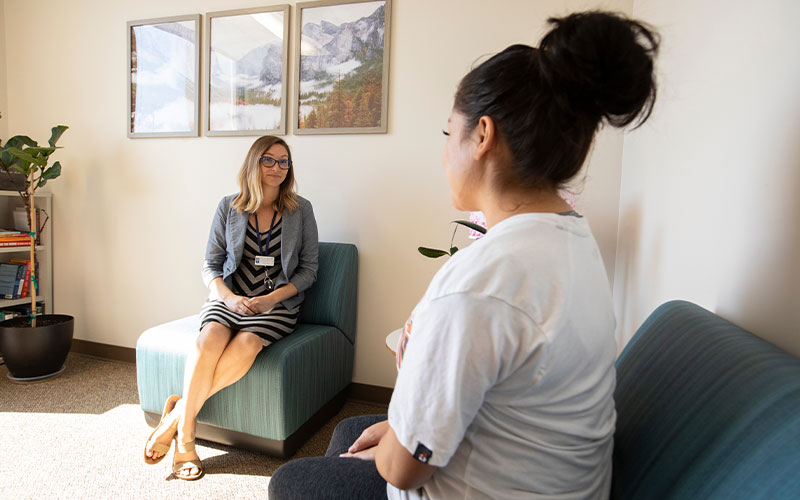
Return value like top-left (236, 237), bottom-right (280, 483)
top-left (173, 440), bottom-right (204, 481)
top-left (143, 394), bottom-right (181, 465)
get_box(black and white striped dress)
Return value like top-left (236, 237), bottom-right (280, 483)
top-left (200, 217), bottom-right (300, 347)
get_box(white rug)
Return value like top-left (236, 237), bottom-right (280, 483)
top-left (0, 354), bottom-right (386, 499)
top-left (1, 402), bottom-right (275, 499)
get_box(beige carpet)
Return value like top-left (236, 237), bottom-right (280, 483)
top-left (0, 353), bottom-right (387, 499)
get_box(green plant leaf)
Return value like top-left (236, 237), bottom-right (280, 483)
top-left (5, 135), bottom-right (37, 149)
top-left (24, 146), bottom-right (56, 157)
top-left (4, 152), bottom-right (32, 174)
top-left (48, 125), bottom-right (68, 147)
top-left (11, 164), bottom-right (30, 175)
top-left (37, 179), bottom-right (47, 188)
top-left (0, 136), bottom-right (35, 167)
top-left (450, 246), bottom-right (459, 255)
top-left (41, 161), bottom-right (61, 180)
top-left (6, 147), bottom-right (47, 166)
top-left (453, 219), bottom-right (487, 234)
top-left (418, 247), bottom-right (449, 258)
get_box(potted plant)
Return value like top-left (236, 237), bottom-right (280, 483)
top-left (419, 192), bottom-right (578, 259)
top-left (418, 219), bottom-right (487, 259)
top-left (0, 125), bottom-right (73, 382)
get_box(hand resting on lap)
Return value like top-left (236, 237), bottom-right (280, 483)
top-left (340, 420), bottom-right (389, 461)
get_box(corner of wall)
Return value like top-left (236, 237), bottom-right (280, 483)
top-left (0, 0), bottom-right (8, 140)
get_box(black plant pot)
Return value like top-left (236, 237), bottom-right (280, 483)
top-left (0, 314), bottom-right (74, 382)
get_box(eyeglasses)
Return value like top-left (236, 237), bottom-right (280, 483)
top-left (259, 156), bottom-right (292, 170)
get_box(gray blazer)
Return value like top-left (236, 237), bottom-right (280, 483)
top-left (202, 193), bottom-right (319, 310)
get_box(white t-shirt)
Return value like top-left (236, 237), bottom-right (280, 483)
top-left (388, 213), bottom-right (617, 500)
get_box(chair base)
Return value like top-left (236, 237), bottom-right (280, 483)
top-left (143, 388), bottom-right (348, 458)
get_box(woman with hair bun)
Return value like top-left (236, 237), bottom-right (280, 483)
top-left (270, 11), bottom-right (658, 500)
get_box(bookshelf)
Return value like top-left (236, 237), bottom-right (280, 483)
top-left (0, 190), bottom-right (53, 314)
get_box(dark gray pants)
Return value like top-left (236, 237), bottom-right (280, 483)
top-left (269, 414), bottom-right (389, 500)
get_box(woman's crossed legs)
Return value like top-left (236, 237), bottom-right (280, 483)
top-left (145, 321), bottom-right (263, 479)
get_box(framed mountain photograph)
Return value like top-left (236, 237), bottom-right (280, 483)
top-left (293, 0), bottom-right (392, 134)
top-left (206, 6), bottom-right (290, 136)
top-left (127, 15), bottom-right (201, 138)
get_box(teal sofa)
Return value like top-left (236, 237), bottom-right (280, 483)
top-left (136, 242), bottom-right (358, 457)
top-left (613, 300), bottom-right (800, 499)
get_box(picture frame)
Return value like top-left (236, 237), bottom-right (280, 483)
top-left (127, 15), bottom-right (201, 138)
top-left (293, 0), bottom-right (391, 135)
top-left (205, 6), bottom-right (291, 136)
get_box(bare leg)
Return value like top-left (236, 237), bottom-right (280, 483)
top-left (180, 322), bottom-right (233, 431)
top-left (174, 330), bottom-right (263, 479)
top-left (206, 331), bottom-right (265, 398)
top-left (145, 322), bottom-right (231, 461)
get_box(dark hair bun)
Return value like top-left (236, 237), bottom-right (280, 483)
top-left (453, 10), bottom-right (659, 190)
top-left (538, 11), bottom-right (659, 128)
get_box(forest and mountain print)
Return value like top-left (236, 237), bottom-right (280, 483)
top-left (298, 1), bottom-right (387, 130)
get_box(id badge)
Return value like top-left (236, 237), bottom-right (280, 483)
top-left (255, 256), bottom-right (275, 267)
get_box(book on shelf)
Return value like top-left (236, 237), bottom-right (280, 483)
top-left (0, 301), bottom-right (44, 320)
top-left (16, 263), bottom-right (26, 298)
top-left (0, 261), bottom-right (34, 299)
top-left (12, 207), bottom-right (42, 244)
top-left (0, 228), bottom-right (27, 237)
top-left (9, 259), bottom-right (32, 298)
top-left (13, 264), bottom-right (25, 299)
top-left (0, 310), bottom-right (18, 320)
top-left (0, 262), bottom-right (22, 298)
top-left (0, 238), bottom-right (32, 247)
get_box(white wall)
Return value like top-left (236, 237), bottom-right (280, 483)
top-left (615, 0), bottom-right (800, 356)
top-left (0, 0), bottom-right (8, 140)
top-left (4, 0), bottom-right (632, 388)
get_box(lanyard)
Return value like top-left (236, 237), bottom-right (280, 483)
top-left (254, 210), bottom-right (278, 257)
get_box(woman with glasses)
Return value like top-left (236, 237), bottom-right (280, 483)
top-left (269, 10), bottom-right (658, 500)
top-left (143, 135), bottom-right (318, 480)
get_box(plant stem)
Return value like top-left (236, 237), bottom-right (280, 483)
top-left (28, 178), bottom-right (36, 327)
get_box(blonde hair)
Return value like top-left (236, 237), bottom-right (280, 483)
top-left (231, 136), bottom-right (299, 214)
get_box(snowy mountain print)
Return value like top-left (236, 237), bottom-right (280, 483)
top-left (208, 10), bottom-right (286, 132)
top-left (130, 20), bottom-right (198, 134)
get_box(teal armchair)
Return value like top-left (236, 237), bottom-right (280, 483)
top-left (136, 242), bottom-right (358, 457)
